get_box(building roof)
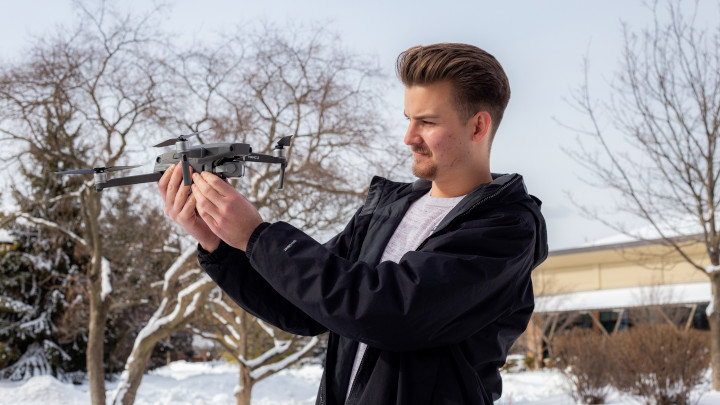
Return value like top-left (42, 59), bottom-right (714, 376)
top-left (535, 281), bottom-right (711, 313)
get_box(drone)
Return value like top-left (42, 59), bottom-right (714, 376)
top-left (56, 130), bottom-right (292, 192)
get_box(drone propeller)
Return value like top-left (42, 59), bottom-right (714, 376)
top-left (153, 129), bottom-right (210, 148)
top-left (55, 165), bottom-right (141, 175)
top-left (275, 135), bottom-right (292, 149)
top-left (153, 129), bottom-right (209, 185)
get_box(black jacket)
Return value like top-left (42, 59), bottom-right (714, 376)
top-left (198, 173), bottom-right (548, 405)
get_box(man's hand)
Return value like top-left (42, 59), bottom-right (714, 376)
top-left (191, 171), bottom-right (264, 252)
top-left (158, 164), bottom-right (220, 252)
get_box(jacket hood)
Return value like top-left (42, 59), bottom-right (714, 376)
top-left (364, 173), bottom-right (548, 270)
top-left (402, 173), bottom-right (548, 270)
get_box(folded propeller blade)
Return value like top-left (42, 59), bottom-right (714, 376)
top-left (56, 168), bottom-right (95, 175)
top-left (105, 165), bottom-right (141, 172)
top-left (276, 135), bottom-right (293, 148)
top-left (153, 129), bottom-right (210, 148)
top-left (55, 165), bottom-right (140, 175)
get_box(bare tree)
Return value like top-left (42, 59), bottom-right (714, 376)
top-left (193, 294), bottom-right (320, 405)
top-left (564, 0), bottom-right (720, 389)
top-left (164, 23), bottom-right (401, 239)
top-left (111, 245), bottom-right (214, 405)
top-left (111, 22), bottom-right (396, 405)
top-left (524, 278), bottom-right (581, 369)
top-left (0, 3), bottom-right (171, 403)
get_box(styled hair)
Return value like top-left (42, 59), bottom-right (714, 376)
top-left (396, 43), bottom-right (510, 139)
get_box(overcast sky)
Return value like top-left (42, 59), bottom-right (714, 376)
top-left (2, 0), bottom-right (715, 250)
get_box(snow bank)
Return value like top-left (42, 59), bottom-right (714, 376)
top-left (1, 361), bottom-right (719, 405)
top-left (0, 375), bottom-right (87, 405)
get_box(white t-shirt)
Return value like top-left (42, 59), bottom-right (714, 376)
top-left (346, 191), bottom-right (465, 398)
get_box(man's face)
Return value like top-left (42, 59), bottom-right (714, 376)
top-left (404, 81), bottom-right (476, 182)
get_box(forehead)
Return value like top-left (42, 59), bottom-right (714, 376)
top-left (404, 81), bottom-right (459, 118)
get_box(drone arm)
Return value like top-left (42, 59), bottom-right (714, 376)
top-left (97, 172), bottom-right (164, 191)
top-left (278, 162), bottom-right (287, 190)
top-left (181, 155), bottom-right (192, 186)
top-left (239, 153), bottom-right (284, 164)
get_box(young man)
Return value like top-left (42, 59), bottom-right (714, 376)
top-left (159, 43), bottom-right (548, 404)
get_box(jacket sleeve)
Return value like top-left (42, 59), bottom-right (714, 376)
top-left (198, 238), bottom-right (327, 336)
top-left (246, 209), bottom-right (538, 352)
top-left (197, 206), bottom-right (366, 337)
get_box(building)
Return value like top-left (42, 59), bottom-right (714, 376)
top-left (523, 235), bottom-right (712, 365)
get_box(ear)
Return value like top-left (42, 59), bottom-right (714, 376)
top-left (470, 111), bottom-right (492, 143)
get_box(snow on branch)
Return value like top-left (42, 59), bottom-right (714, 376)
top-left (212, 311), bottom-right (242, 342)
top-left (163, 245), bottom-right (199, 291)
top-left (211, 293), bottom-right (236, 314)
top-left (0, 296), bottom-right (34, 314)
top-left (250, 336), bottom-right (319, 380)
top-left (152, 276), bottom-right (213, 333)
top-left (15, 213), bottom-right (86, 246)
top-left (705, 264), bottom-right (720, 275)
top-left (0, 341), bottom-right (68, 382)
top-left (183, 292), bottom-right (202, 318)
top-left (245, 339), bottom-right (292, 369)
top-left (100, 257), bottom-right (112, 302)
top-left (255, 318), bottom-right (276, 339)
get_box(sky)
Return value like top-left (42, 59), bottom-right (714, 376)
top-left (1, 0), bottom-right (715, 250)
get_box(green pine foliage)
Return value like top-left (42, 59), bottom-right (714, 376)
top-left (0, 226), bottom-right (85, 382)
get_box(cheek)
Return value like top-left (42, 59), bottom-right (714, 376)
top-left (427, 132), bottom-right (457, 155)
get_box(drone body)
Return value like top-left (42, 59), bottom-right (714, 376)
top-left (56, 131), bottom-right (291, 192)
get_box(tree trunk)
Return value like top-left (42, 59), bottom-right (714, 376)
top-left (87, 289), bottom-right (107, 405)
top-left (84, 190), bottom-right (108, 405)
top-left (711, 271), bottom-right (720, 390)
top-left (236, 365), bottom-right (253, 405)
top-left (112, 273), bottom-right (214, 405)
top-left (112, 340), bottom-right (156, 405)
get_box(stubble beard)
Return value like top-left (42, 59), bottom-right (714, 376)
top-left (411, 158), bottom-right (437, 180)
top-left (412, 164), bottom-right (436, 180)
top-left (410, 145), bottom-right (437, 180)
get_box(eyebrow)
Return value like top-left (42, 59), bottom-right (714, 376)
top-left (403, 111), bottom-right (440, 120)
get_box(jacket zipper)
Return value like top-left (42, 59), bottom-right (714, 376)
top-left (416, 174), bottom-right (521, 251)
top-left (344, 348), bottom-right (367, 405)
top-left (338, 175), bottom-right (521, 404)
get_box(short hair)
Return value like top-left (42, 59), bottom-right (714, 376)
top-left (396, 43), bottom-right (511, 140)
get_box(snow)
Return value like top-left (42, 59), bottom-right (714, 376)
top-left (100, 258), bottom-right (112, 302)
top-left (1, 361), bottom-right (718, 405)
top-left (163, 245), bottom-right (200, 291)
top-left (0, 228), bottom-right (14, 243)
top-left (536, 281), bottom-right (712, 313)
top-left (706, 264), bottom-right (720, 274)
top-left (0, 296), bottom-right (33, 314)
top-left (15, 213), bottom-right (85, 246)
top-left (585, 216), bottom-right (702, 247)
top-left (191, 335), bottom-right (216, 351)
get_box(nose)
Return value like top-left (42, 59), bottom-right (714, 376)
top-left (404, 121), bottom-right (420, 146)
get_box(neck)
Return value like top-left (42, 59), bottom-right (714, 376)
top-left (430, 170), bottom-right (493, 198)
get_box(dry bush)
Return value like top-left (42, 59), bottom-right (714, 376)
top-left (553, 329), bottom-right (613, 404)
top-left (609, 324), bottom-right (710, 405)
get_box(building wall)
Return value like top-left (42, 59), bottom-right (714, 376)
top-left (533, 239), bottom-right (709, 294)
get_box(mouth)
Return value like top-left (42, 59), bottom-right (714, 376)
top-left (411, 146), bottom-right (431, 157)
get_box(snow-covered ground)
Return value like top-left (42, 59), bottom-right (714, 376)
top-left (0, 360), bottom-right (719, 405)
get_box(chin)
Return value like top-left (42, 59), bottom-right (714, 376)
top-left (412, 164), bottom-right (437, 180)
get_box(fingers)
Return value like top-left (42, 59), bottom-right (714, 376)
top-left (192, 172), bottom-right (225, 200)
top-left (192, 179), bottom-right (220, 217)
top-left (195, 171), bottom-right (236, 196)
top-left (159, 165), bottom-right (177, 216)
top-left (159, 164), bottom-right (193, 220)
top-left (192, 186), bottom-right (220, 230)
top-left (158, 164), bottom-right (173, 194)
top-left (172, 166), bottom-right (193, 214)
